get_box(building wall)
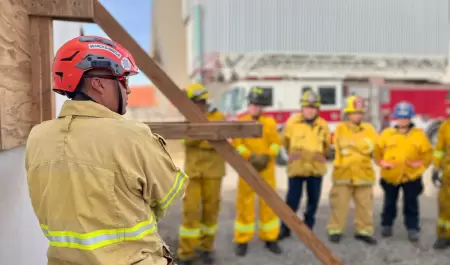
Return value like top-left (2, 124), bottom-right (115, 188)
top-left (0, 21), bottom-right (83, 265)
top-left (200, 0), bottom-right (449, 55)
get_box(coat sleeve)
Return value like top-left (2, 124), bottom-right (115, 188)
top-left (322, 121), bottom-right (331, 155)
top-left (266, 118), bottom-right (281, 157)
top-left (354, 125), bottom-right (377, 155)
top-left (333, 124), bottom-right (343, 163)
top-left (433, 122), bottom-right (447, 169)
top-left (417, 130), bottom-right (433, 167)
top-left (373, 130), bottom-right (387, 165)
top-left (132, 128), bottom-right (189, 221)
top-left (282, 118), bottom-right (293, 153)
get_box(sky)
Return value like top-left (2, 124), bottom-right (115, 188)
top-left (83, 0), bottom-right (152, 85)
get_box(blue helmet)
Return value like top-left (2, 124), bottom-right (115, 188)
top-left (393, 101), bottom-right (415, 119)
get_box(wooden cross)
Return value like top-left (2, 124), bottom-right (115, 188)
top-left (19, 1), bottom-right (342, 264)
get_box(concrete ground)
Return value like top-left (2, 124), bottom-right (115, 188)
top-left (160, 142), bottom-right (449, 265)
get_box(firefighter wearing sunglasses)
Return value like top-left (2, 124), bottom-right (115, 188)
top-left (25, 36), bottom-right (187, 265)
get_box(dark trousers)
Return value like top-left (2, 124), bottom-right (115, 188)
top-left (380, 178), bottom-right (423, 231)
top-left (281, 176), bottom-right (323, 231)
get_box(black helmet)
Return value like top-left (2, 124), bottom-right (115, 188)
top-left (248, 87), bottom-right (267, 105)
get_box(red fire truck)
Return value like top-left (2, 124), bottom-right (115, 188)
top-left (196, 52), bottom-right (450, 162)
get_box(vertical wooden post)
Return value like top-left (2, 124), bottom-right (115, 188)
top-left (30, 16), bottom-right (55, 125)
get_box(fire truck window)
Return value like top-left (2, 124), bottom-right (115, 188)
top-left (318, 86), bottom-right (336, 105)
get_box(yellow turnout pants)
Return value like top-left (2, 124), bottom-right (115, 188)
top-left (177, 178), bottom-right (222, 260)
top-left (327, 184), bottom-right (374, 236)
top-left (234, 165), bottom-right (280, 243)
top-left (437, 182), bottom-right (450, 238)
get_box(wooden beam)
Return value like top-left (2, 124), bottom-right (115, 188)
top-left (93, 2), bottom-right (341, 264)
top-left (145, 121), bottom-right (262, 140)
top-left (29, 16), bottom-right (55, 126)
top-left (28, 0), bottom-right (94, 22)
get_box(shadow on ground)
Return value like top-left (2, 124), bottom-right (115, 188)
top-left (158, 189), bottom-right (449, 265)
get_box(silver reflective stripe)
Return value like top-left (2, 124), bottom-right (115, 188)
top-left (41, 216), bottom-right (157, 250)
top-left (157, 170), bottom-right (187, 210)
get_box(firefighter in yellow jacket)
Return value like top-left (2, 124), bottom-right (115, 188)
top-left (233, 87), bottom-right (282, 256)
top-left (327, 95), bottom-right (378, 245)
top-left (431, 118), bottom-right (450, 250)
top-left (278, 90), bottom-right (330, 240)
top-left (25, 36), bottom-right (188, 265)
top-left (176, 83), bottom-right (226, 265)
top-left (374, 101), bottom-right (432, 242)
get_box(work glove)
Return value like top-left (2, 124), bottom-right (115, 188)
top-left (432, 170), bottom-right (442, 187)
top-left (249, 153), bottom-right (271, 172)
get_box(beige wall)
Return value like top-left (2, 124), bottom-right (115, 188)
top-left (151, 0), bottom-right (191, 121)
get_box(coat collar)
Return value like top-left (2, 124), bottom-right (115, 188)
top-left (58, 100), bottom-right (125, 120)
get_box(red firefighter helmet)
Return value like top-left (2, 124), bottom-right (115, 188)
top-left (52, 36), bottom-right (139, 97)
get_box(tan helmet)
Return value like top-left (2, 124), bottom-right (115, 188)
top-left (300, 90), bottom-right (321, 108)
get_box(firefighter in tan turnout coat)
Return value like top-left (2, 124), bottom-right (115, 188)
top-left (327, 95), bottom-right (378, 245)
top-left (25, 36), bottom-right (188, 265)
top-left (176, 83), bottom-right (226, 265)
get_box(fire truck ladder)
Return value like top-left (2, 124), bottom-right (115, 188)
top-left (215, 52), bottom-right (448, 82)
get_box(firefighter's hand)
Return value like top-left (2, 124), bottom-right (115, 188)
top-left (379, 160), bottom-right (395, 169)
top-left (250, 154), bottom-right (270, 172)
top-left (432, 170), bottom-right (442, 187)
top-left (314, 152), bottom-right (327, 162)
top-left (406, 160), bottom-right (423, 168)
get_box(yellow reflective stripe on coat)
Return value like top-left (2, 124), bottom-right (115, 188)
top-left (41, 215), bottom-right (156, 251)
top-left (237, 145), bottom-right (248, 154)
top-left (200, 224), bottom-right (218, 235)
top-left (157, 170), bottom-right (187, 210)
top-left (363, 138), bottom-right (374, 153)
top-left (269, 144), bottom-right (280, 156)
top-left (434, 150), bottom-right (444, 158)
top-left (438, 218), bottom-right (450, 229)
top-left (179, 226), bottom-right (201, 238)
top-left (258, 218), bottom-right (280, 232)
top-left (234, 221), bottom-right (255, 233)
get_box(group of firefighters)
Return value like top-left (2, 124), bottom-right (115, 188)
top-left (25, 36), bottom-right (450, 265)
top-left (177, 82), bottom-right (450, 264)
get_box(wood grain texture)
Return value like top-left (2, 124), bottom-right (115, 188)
top-left (0, 0), bottom-right (34, 150)
top-left (93, 2), bottom-right (341, 264)
top-left (28, 0), bottom-right (94, 22)
top-left (30, 15), bottom-right (54, 124)
top-left (145, 121), bottom-right (262, 140)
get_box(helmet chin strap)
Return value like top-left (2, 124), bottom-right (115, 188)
top-left (116, 81), bottom-right (124, 115)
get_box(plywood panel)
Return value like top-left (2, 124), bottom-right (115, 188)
top-left (0, 0), bottom-right (33, 150)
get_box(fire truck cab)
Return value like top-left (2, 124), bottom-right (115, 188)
top-left (204, 52), bottom-right (449, 165)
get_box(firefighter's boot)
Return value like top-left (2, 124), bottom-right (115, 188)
top-left (407, 230), bottom-right (420, 243)
top-left (381, 226), bottom-right (393, 238)
top-left (278, 226), bottom-right (291, 241)
top-left (199, 251), bottom-right (214, 265)
top-left (265, 241), bottom-right (282, 255)
top-left (235, 243), bottom-right (248, 257)
top-left (354, 234), bottom-right (378, 245)
top-left (433, 238), bottom-right (450, 250)
top-left (328, 234), bottom-right (342, 244)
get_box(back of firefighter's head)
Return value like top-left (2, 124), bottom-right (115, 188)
top-left (300, 90), bottom-right (320, 120)
top-left (344, 95), bottom-right (366, 124)
top-left (52, 36), bottom-right (139, 115)
top-left (185, 83), bottom-right (209, 113)
top-left (247, 87), bottom-right (266, 116)
top-left (393, 101), bottom-right (415, 128)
